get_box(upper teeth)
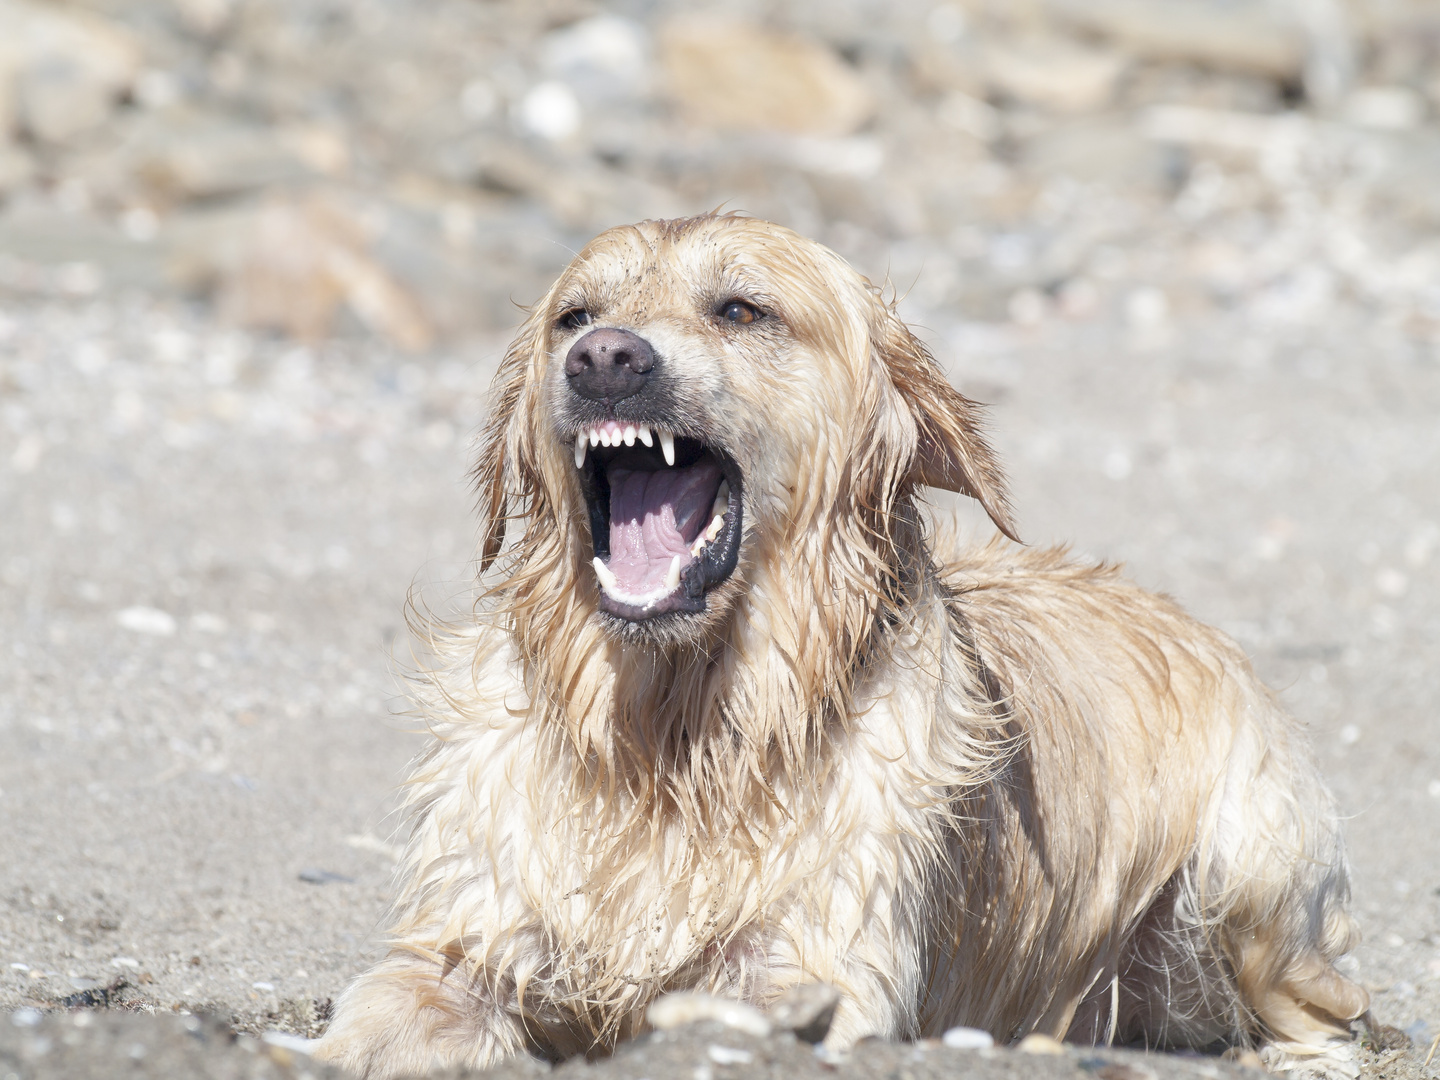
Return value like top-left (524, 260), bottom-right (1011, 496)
top-left (572, 424), bottom-right (675, 468)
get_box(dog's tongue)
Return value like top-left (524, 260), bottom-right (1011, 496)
top-left (606, 461), bottom-right (721, 593)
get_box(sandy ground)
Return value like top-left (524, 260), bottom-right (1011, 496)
top-left (0, 276), bottom-right (1437, 1079)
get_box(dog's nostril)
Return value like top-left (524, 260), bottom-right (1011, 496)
top-left (565, 327), bottom-right (656, 402)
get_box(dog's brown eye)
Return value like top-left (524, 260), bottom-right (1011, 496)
top-left (719, 300), bottom-right (760, 325)
top-left (560, 309), bottom-right (594, 331)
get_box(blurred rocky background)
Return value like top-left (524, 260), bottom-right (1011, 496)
top-left (3, 1), bottom-right (1440, 1078)
top-left (0, 0), bottom-right (1438, 348)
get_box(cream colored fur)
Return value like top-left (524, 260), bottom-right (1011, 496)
top-left (314, 215), bottom-right (1366, 1078)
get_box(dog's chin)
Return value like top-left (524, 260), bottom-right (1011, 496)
top-left (597, 575), bottom-right (745, 648)
top-left (568, 426), bottom-right (744, 646)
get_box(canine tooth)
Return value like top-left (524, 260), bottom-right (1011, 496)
top-left (664, 555), bottom-right (681, 590)
top-left (638, 426), bottom-right (653, 447)
top-left (659, 429), bottom-right (675, 467)
top-left (592, 557), bottom-right (619, 592)
top-left (623, 425), bottom-right (636, 446)
top-left (589, 428), bottom-right (600, 447)
top-left (574, 432), bottom-right (587, 468)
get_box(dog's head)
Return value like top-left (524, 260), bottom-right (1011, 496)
top-left (476, 214), bottom-right (1015, 650)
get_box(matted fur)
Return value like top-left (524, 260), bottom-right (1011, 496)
top-left (315, 215), bottom-right (1366, 1078)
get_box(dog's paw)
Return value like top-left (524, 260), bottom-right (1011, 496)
top-left (1257, 1039), bottom-right (1361, 1080)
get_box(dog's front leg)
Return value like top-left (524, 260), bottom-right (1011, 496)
top-left (314, 949), bottom-right (529, 1080)
top-left (719, 915), bottom-right (925, 1048)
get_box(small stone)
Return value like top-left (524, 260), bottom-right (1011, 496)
top-left (941, 1026), bottom-right (994, 1049)
top-left (984, 36), bottom-right (1126, 112)
top-left (540, 15), bottom-right (650, 103)
top-left (116, 606), bottom-right (178, 636)
top-left (1016, 1032), bottom-right (1066, 1055)
top-left (518, 82), bottom-right (581, 142)
top-left (129, 120), bottom-right (312, 202)
top-left (1342, 86), bottom-right (1426, 130)
top-left (0, 0), bottom-right (142, 144)
top-left (1043, 0), bottom-right (1307, 81)
top-left (647, 992), bottom-right (771, 1038)
top-left (1375, 568), bottom-right (1408, 598)
top-left (768, 983), bottom-right (840, 1044)
top-left (659, 15), bottom-right (873, 137)
top-left (197, 195), bottom-right (434, 352)
top-left (707, 1044), bottom-right (753, 1065)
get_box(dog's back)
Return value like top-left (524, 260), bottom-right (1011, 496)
top-left (934, 541), bottom-right (1367, 1063)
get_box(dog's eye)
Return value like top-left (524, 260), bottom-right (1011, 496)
top-left (559, 309), bottom-right (594, 331)
top-left (719, 300), bottom-right (761, 325)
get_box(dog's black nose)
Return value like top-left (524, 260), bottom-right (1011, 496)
top-left (564, 328), bottom-right (655, 403)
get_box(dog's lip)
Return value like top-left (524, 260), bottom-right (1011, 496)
top-left (571, 426), bottom-right (744, 622)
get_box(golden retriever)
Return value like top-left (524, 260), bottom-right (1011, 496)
top-left (314, 214), bottom-right (1367, 1077)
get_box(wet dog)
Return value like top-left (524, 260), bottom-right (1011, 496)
top-left (315, 215), bottom-right (1367, 1077)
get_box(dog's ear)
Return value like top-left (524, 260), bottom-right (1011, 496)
top-left (475, 308), bottom-right (546, 570)
top-left (877, 318), bottom-right (1020, 542)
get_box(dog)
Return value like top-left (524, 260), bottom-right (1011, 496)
top-left (314, 214), bottom-right (1368, 1077)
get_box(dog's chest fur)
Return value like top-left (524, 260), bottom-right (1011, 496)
top-left (399, 598), bottom-right (1003, 1030)
top-left (396, 551), bottom-right (1217, 1047)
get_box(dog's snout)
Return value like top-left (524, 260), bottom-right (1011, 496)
top-left (565, 328), bottom-right (655, 403)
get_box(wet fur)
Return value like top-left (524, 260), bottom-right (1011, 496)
top-left (315, 215), bottom-right (1366, 1077)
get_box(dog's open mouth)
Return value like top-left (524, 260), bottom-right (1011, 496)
top-left (572, 420), bottom-right (743, 621)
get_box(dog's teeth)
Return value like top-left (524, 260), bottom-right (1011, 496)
top-left (589, 428), bottom-right (600, 448)
top-left (664, 555), bottom-right (681, 590)
top-left (638, 425), bottom-right (653, 447)
top-left (623, 425), bottom-right (636, 447)
top-left (705, 514), bottom-right (724, 541)
top-left (713, 480), bottom-right (729, 519)
top-left (574, 432), bottom-right (587, 468)
top-left (690, 535), bottom-right (706, 557)
top-left (659, 429), bottom-right (675, 467)
top-left (592, 557), bottom-right (619, 592)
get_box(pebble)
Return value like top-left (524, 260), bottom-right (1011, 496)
top-left (647, 992), bottom-right (771, 1038)
top-left (1017, 1032), bottom-right (1067, 1055)
top-left (116, 607), bottom-right (177, 637)
top-left (766, 983), bottom-right (839, 1044)
top-left (941, 1026), bottom-right (995, 1049)
top-left (706, 1044), bottom-right (753, 1065)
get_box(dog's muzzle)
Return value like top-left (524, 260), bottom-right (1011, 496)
top-left (562, 330), bottom-right (743, 622)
